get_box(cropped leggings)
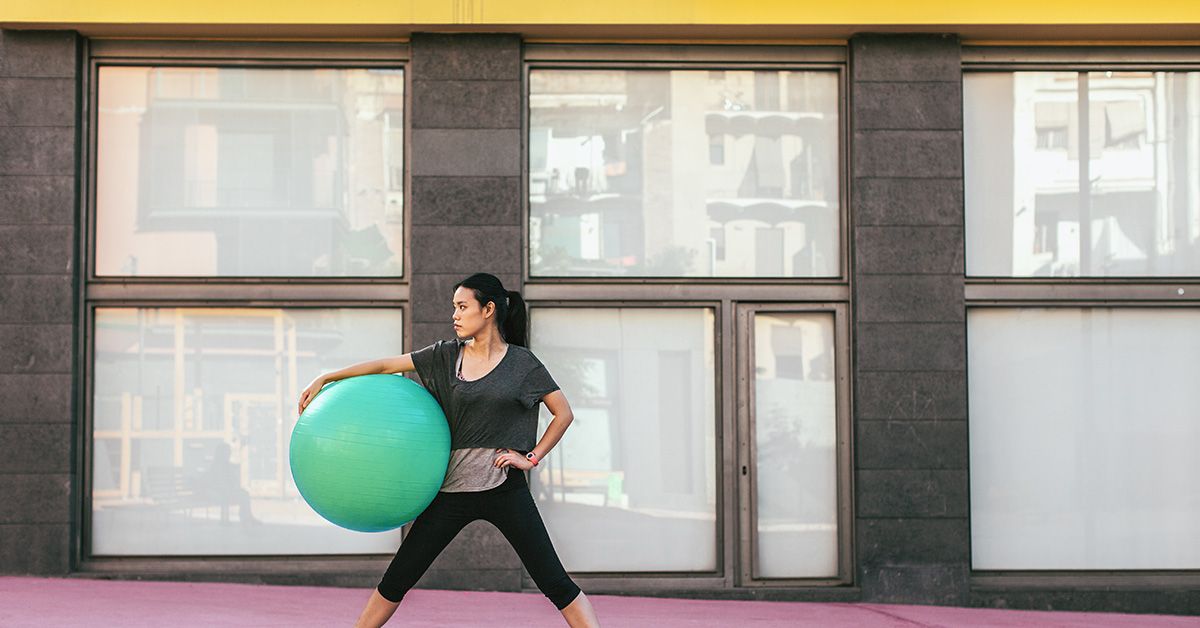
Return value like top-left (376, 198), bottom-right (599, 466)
top-left (377, 467), bottom-right (581, 611)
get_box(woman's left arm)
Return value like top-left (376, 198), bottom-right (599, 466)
top-left (494, 390), bottom-right (574, 470)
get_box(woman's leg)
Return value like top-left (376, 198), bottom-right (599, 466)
top-left (358, 493), bottom-right (473, 627)
top-left (560, 591), bottom-right (601, 628)
top-left (353, 589), bottom-right (403, 628)
top-left (484, 474), bottom-right (599, 627)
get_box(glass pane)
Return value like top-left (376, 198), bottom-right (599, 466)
top-left (96, 67), bottom-right (405, 277)
top-left (529, 69), bottom-right (840, 278)
top-left (968, 308), bottom-right (1200, 569)
top-left (529, 307), bottom-right (717, 571)
top-left (753, 312), bottom-right (838, 578)
top-left (965, 71), bottom-right (1200, 277)
top-left (91, 307), bottom-right (404, 555)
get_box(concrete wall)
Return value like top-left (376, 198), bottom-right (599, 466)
top-left (0, 29), bottom-right (80, 575)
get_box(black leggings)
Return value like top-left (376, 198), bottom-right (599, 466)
top-left (377, 467), bottom-right (581, 611)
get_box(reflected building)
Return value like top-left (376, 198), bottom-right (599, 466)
top-left (96, 67), bottom-right (405, 277)
top-left (966, 71), bottom-right (1200, 277)
top-left (530, 70), bottom-right (839, 278)
top-left (91, 308), bottom-right (406, 555)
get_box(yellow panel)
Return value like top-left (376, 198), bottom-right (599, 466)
top-left (3, 0), bottom-right (1200, 26)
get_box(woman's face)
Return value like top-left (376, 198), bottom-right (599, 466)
top-left (451, 286), bottom-right (495, 338)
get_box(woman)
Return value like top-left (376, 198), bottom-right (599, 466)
top-left (297, 273), bottom-right (601, 628)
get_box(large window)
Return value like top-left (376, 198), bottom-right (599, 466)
top-left (523, 45), bottom-right (851, 589)
top-left (965, 71), bottom-right (1200, 277)
top-left (968, 308), bottom-right (1200, 569)
top-left (963, 53), bottom-right (1200, 577)
top-left (91, 308), bottom-right (404, 555)
top-left (529, 307), bottom-right (718, 572)
top-left (84, 42), bottom-right (409, 560)
top-left (96, 66), bottom-right (405, 277)
top-left (529, 67), bottom-right (840, 278)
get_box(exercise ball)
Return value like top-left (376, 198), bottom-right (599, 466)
top-left (289, 374), bottom-right (450, 532)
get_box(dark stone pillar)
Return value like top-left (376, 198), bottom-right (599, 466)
top-left (0, 29), bottom-right (80, 575)
top-left (849, 33), bottom-right (969, 605)
top-left (407, 33), bottom-right (525, 592)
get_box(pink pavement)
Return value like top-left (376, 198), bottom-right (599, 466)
top-left (0, 576), bottom-right (1196, 627)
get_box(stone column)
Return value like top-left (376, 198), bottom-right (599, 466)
top-left (408, 33), bottom-right (526, 592)
top-left (849, 33), bottom-right (970, 605)
top-left (0, 29), bottom-right (80, 575)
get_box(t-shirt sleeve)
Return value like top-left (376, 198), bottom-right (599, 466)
top-left (519, 363), bottom-right (560, 409)
top-left (408, 340), bottom-right (445, 387)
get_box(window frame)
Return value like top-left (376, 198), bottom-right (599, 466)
top-left (76, 39), bottom-right (413, 573)
top-left (523, 298), bottom-right (853, 593)
top-left (736, 302), bottom-right (853, 587)
top-left (962, 45), bottom-right (1200, 590)
top-left (522, 44), bottom-right (850, 285)
top-left (526, 301), bottom-right (726, 587)
top-left (84, 39), bottom-right (412, 288)
top-left (521, 44), bottom-right (853, 594)
top-left (962, 46), bottom-right (1200, 298)
top-left (964, 302), bottom-right (1200, 590)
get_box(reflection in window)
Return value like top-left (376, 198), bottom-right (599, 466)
top-left (965, 71), bottom-right (1200, 277)
top-left (96, 67), bottom-right (405, 277)
top-left (529, 308), bottom-right (717, 571)
top-left (968, 308), bottom-right (1200, 569)
top-left (91, 307), bottom-right (404, 556)
top-left (753, 313), bottom-right (838, 578)
top-left (529, 69), bottom-right (840, 278)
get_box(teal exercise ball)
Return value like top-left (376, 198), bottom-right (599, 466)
top-left (289, 374), bottom-right (450, 533)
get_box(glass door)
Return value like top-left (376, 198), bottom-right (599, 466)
top-left (735, 303), bottom-right (851, 584)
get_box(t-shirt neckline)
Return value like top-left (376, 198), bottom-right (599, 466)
top-left (455, 339), bottom-right (512, 384)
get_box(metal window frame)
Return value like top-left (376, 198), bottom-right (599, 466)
top-left (520, 43), bottom-right (855, 594)
top-left (962, 47), bottom-right (1200, 301)
top-left (962, 45), bottom-right (1200, 589)
top-left (964, 280), bottom-right (1200, 305)
top-left (962, 45), bottom-right (1200, 70)
top-left (524, 301), bottom-right (728, 589)
top-left (523, 299), bottom-right (855, 594)
top-left (79, 301), bottom-right (408, 563)
top-left (75, 38), bottom-right (413, 573)
top-left (736, 302), bottom-right (853, 588)
top-left (963, 303), bottom-right (1200, 589)
top-left (83, 39), bottom-right (412, 290)
top-left (522, 43), bottom-right (850, 285)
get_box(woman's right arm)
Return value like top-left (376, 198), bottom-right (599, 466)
top-left (326, 354), bottom-right (417, 380)
top-left (297, 353), bottom-right (417, 414)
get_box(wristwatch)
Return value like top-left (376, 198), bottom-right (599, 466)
top-left (525, 451), bottom-right (540, 467)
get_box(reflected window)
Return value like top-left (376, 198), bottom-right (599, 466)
top-left (96, 67), bottom-right (405, 277)
top-left (529, 69), bottom-right (840, 278)
top-left (91, 307), bottom-right (404, 556)
top-left (965, 71), bottom-right (1200, 277)
top-left (968, 308), bottom-right (1200, 569)
top-left (529, 307), bottom-right (717, 571)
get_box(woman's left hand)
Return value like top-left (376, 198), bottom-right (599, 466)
top-left (493, 448), bottom-right (534, 471)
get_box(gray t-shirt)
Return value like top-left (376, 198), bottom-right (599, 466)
top-left (439, 447), bottom-right (507, 492)
top-left (410, 338), bottom-right (560, 491)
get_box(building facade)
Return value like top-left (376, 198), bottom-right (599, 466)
top-left (1, 2), bottom-right (1198, 615)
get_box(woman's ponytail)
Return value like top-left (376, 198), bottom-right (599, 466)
top-left (503, 290), bottom-right (528, 348)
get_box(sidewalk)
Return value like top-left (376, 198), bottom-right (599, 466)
top-left (0, 576), bottom-right (1196, 627)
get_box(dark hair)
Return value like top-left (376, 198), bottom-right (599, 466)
top-left (454, 273), bottom-right (528, 347)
